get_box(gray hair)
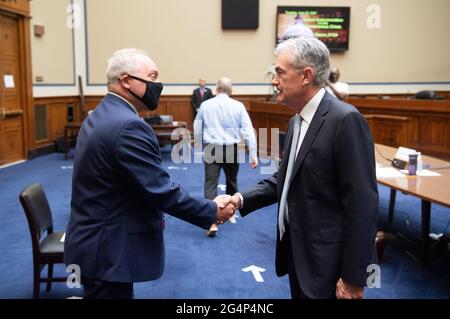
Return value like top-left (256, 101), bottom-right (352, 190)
top-left (106, 48), bottom-right (151, 86)
top-left (275, 37), bottom-right (330, 87)
top-left (216, 77), bottom-right (233, 95)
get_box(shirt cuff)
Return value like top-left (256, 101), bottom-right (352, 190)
top-left (235, 192), bottom-right (244, 209)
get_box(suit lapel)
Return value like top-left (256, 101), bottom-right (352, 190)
top-left (203, 88), bottom-right (211, 99)
top-left (290, 94), bottom-right (331, 180)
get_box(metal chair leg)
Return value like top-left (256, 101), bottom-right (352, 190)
top-left (33, 264), bottom-right (40, 299)
top-left (46, 263), bottom-right (53, 291)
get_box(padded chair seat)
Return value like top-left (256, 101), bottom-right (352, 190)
top-left (39, 231), bottom-right (64, 254)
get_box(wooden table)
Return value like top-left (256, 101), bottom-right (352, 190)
top-left (374, 144), bottom-right (450, 265)
top-left (150, 121), bottom-right (189, 146)
top-left (63, 121), bottom-right (189, 160)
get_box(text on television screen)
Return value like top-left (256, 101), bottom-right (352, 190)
top-left (276, 6), bottom-right (351, 51)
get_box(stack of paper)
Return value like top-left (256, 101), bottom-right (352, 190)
top-left (400, 169), bottom-right (441, 177)
top-left (376, 167), bottom-right (406, 178)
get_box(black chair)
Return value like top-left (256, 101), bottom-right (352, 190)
top-left (414, 90), bottom-right (444, 100)
top-left (19, 183), bottom-right (66, 299)
top-left (415, 90), bottom-right (435, 100)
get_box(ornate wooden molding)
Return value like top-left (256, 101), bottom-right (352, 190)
top-left (0, 0), bottom-right (30, 16)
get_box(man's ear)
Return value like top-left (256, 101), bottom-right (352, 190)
top-left (119, 75), bottom-right (131, 89)
top-left (302, 67), bottom-right (314, 85)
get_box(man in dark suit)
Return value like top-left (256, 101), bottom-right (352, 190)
top-left (191, 78), bottom-right (214, 116)
top-left (230, 37), bottom-right (379, 299)
top-left (64, 49), bottom-right (235, 299)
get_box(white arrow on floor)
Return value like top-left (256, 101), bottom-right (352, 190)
top-left (167, 166), bottom-right (187, 170)
top-left (242, 265), bottom-right (266, 282)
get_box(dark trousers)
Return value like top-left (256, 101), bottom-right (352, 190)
top-left (285, 227), bottom-right (310, 299)
top-left (82, 277), bottom-right (134, 299)
top-left (287, 257), bottom-right (310, 299)
top-left (204, 144), bottom-right (239, 200)
top-left (286, 234), bottom-right (337, 299)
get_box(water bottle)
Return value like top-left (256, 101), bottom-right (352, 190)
top-left (408, 153), bottom-right (418, 176)
top-left (417, 153), bottom-right (423, 171)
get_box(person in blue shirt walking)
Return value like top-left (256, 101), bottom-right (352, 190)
top-left (194, 77), bottom-right (258, 237)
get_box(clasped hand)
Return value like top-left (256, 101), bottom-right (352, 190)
top-left (213, 194), bottom-right (241, 224)
top-left (335, 278), bottom-right (364, 299)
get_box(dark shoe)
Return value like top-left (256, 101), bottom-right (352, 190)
top-left (376, 231), bottom-right (386, 262)
top-left (206, 224), bottom-right (218, 237)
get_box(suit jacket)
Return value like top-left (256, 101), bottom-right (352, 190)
top-left (191, 87), bottom-right (214, 114)
top-left (64, 93), bottom-right (216, 283)
top-left (240, 92), bottom-right (379, 298)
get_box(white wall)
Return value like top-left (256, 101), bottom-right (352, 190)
top-left (31, 0), bottom-right (450, 97)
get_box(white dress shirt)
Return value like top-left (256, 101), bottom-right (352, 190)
top-left (194, 93), bottom-right (257, 158)
top-left (325, 81), bottom-right (349, 98)
top-left (295, 88), bottom-right (325, 157)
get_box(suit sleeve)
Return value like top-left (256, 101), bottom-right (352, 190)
top-left (334, 111), bottom-right (379, 286)
top-left (191, 90), bottom-right (197, 110)
top-left (115, 119), bottom-right (216, 229)
top-left (239, 173), bottom-right (278, 217)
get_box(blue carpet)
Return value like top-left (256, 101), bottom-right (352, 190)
top-left (0, 147), bottom-right (449, 299)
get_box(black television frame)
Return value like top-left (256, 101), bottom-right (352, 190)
top-left (275, 6), bottom-right (351, 52)
top-left (222, 0), bottom-right (259, 29)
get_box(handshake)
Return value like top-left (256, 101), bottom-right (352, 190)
top-left (213, 194), bottom-right (241, 224)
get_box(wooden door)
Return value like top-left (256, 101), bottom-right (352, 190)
top-left (0, 13), bottom-right (25, 165)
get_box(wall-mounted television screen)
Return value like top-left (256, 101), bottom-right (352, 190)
top-left (276, 6), bottom-right (350, 52)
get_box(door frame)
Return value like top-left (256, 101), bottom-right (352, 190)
top-left (0, 1), bottom-right (33, 163)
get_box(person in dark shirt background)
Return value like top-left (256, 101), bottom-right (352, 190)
top-left (191, 78), bottom-right (214, 117)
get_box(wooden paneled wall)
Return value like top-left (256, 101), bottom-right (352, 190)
top-left (351, 91), bottom-right (450, 100)
top-left (249, 97), bottom-right (450, 160)
top-left (31, 93), bottom-right (450, 160)
top-left (84, 94), bottom-right (269, 131)
top-left (30, 94), bottom-right (270, 156)
top-left (31, 96), bottom-right (81, 152)
top-left (248, 102), bottom-right (294, 157)
top-left (349, 97), bottom-right (450, 160)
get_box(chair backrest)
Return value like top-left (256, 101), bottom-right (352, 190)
top-left (19, 183), bottom-right (53, 244)
top-left (415, 90), bottom-right (435, 100)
